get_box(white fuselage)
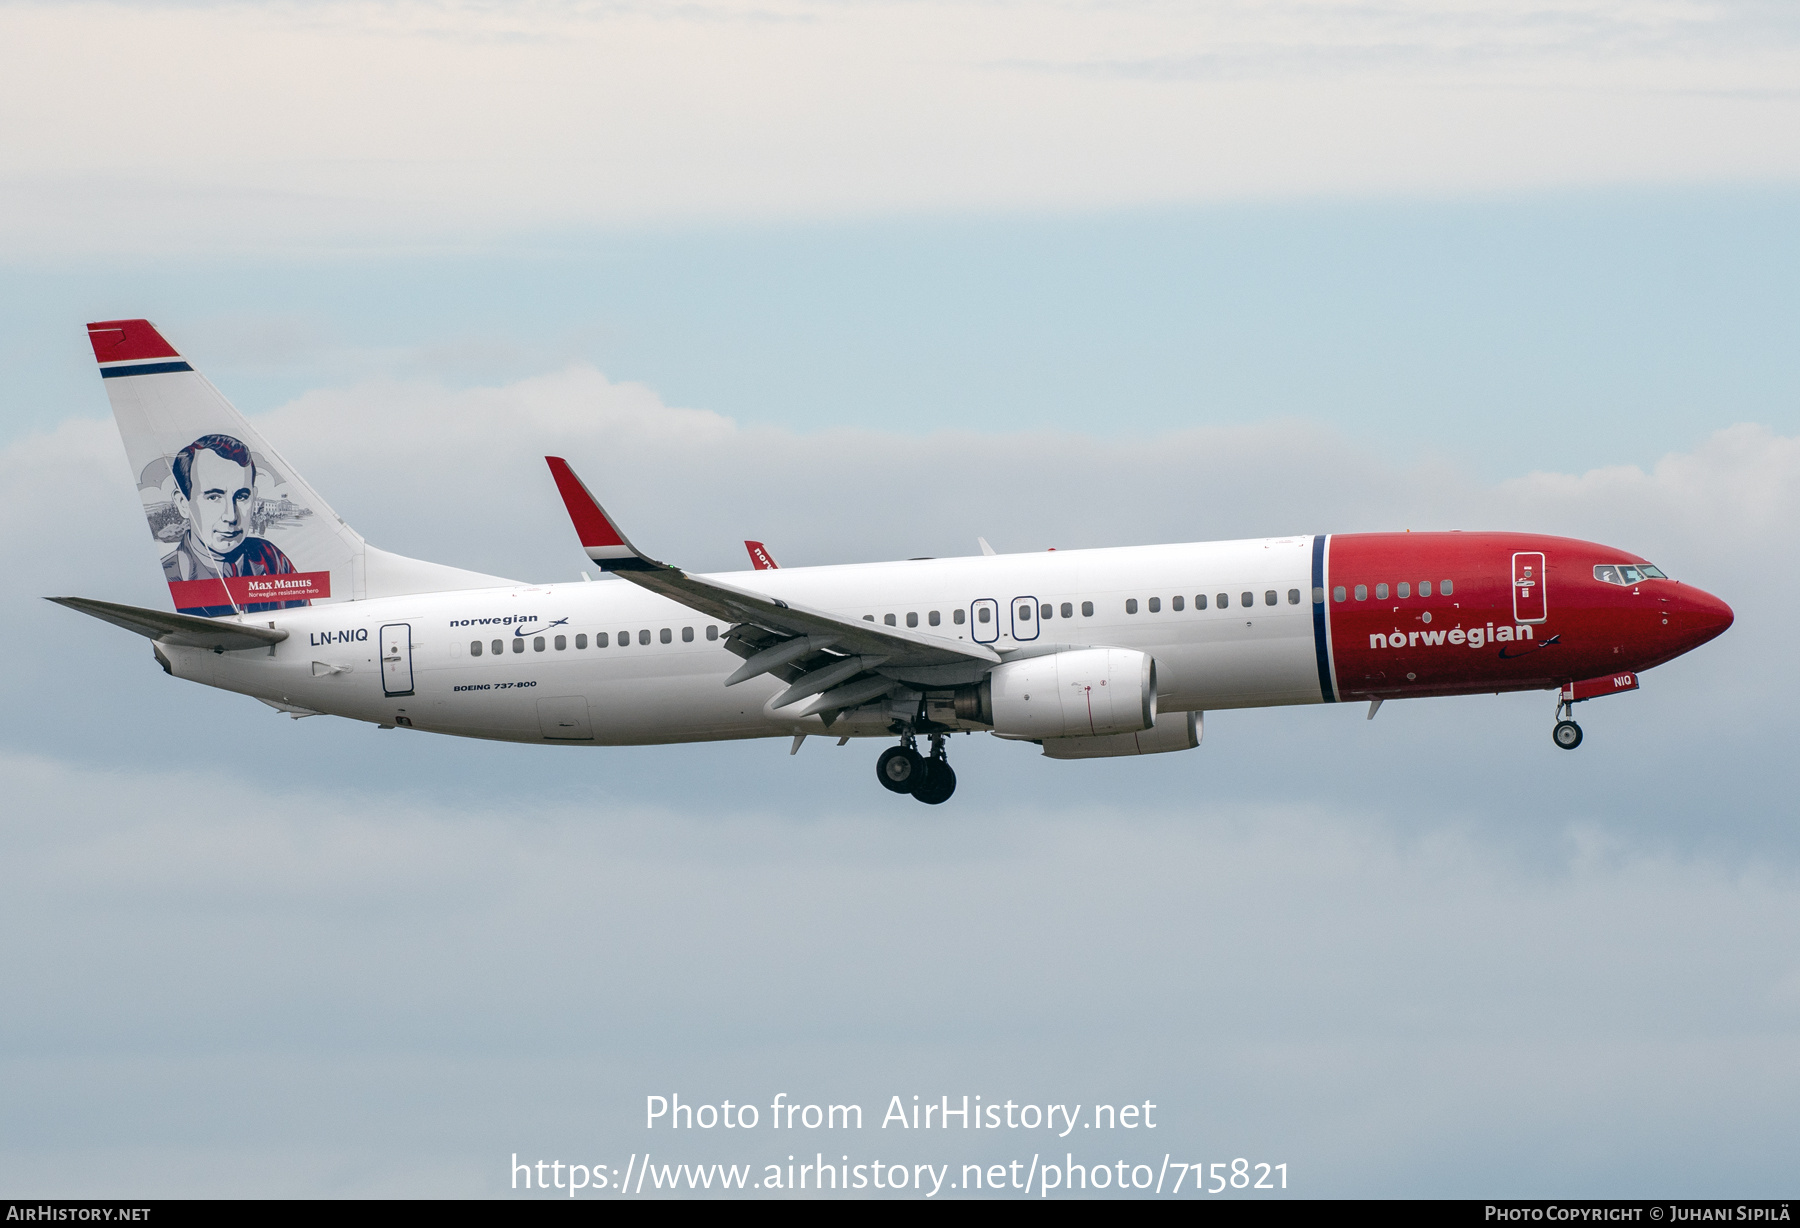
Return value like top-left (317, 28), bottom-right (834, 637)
top-left (164, 537), bottom-right (1325, 745)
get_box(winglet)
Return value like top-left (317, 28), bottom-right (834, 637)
top-left (745, 540), bottom-right (780, 570)
top-left (544, 457), bottom-right (665, 572)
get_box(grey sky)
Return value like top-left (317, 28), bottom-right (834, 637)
top-left (3, 361), bottom-right (1794, 1194)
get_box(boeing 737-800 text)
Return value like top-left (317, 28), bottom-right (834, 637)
top-left (53, 319), bottom-right (1734, 804)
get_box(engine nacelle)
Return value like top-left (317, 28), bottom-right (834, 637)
top-left (959, 648), bottom-right (1156, 738)
top-left (1040, 710), bottom-right (1201, 759)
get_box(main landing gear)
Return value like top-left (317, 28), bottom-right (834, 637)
top-left (876, 732), bottom-right (957, 804)
top-left (1552, 699), bottom-right (1583, 750)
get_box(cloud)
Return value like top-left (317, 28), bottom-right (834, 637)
top-left (2, 747), bottom-right (1798, 1195)
top-left (6, 368), bottom-right (1800, 1193)
top-left (3, 1), bottom-right (1799, 254)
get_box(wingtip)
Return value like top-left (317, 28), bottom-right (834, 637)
top-left (543, 455), bottom-right (660, 570)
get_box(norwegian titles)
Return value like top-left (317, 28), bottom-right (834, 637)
top-left (1369, 623), bottom-right (1535, 650)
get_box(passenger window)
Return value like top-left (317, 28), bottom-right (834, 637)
top-left (638, 629), bottom-right (650, 645)
top-left (1288, 589), bottom-right (1301, 604)
top-left (1060, 603), bottom-right (1072, 618)
top-left (492, 639), bottom-right (503, 655)
top-left (660, 628), bottom-right (672, 644)
top-left (1196, 594), bottom-right (1208, 610)
top-left (1217, 593), bottom-right (1229, 608)
top-left (619, 630), bottom-right (630, 645)
top-left (863, 614), bottom-right (874, 622)
top-left (1172, 596), bottom-right (1184, 611)
top-left (470, 640), bottom-right (482, 656)
top-left (512, 638), bottom-right (524, 654)
top-left (1147, 597), bottom-right (1160, 613)
top-left (954, 609), bottom-right (966, 625)
top-left (977, 607), bottom-right (990, 623)
top-left (707, 625), bottom-right (718, 640)
top-left (1262, 590), bottom-right (1274, 606)
top-left (1017, 605), bottom-right (1032, 621)
top-left (596, 632), bottom-right (609, 647)
top-left (1241, 591), bottom-right (1253, 607)
top-left (1441, 580), bottom-right (1454, 596)
top-left (1126, 599), bottom-right (1138, 614)
top-left (1081, 601), bottom-right (1094, 617)
top-left (884, 613), bottom-right (896, 626)
top-left (577, 633), bottom-right (588, 649)
top-left (906, 612), bottom-right (918, 628)
top-left (554, 635), bottom-right (567, 650)
top-left (1354, 585), bottom-right (1367, 601)
top-left (534, 636), bottom-right (545, 651)
top-left (1398, 582), bottom-right (1411, 598)
top-left (682, 626), bottom-right (694, 642)
top-left (1420, 581), bottom-right (1432, 597)
top-left (1040, 603), bottom-right (1052, 619)
top-left (1333, 586), bottom-right (1345, 602)
top-left (929, 610), bottom-right (941, 626)
top-left (1376, 583), bottom-right (1389, 600)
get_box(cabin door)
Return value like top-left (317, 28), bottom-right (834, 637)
top-left (970, 598), bottom-right (1000, 644)
top-left (1010, 596), bottom-right (1040, 641)
top-left (1512, 553), bottom-right (1548, 624)
top-left (380, 623), bottom-right (415, 696)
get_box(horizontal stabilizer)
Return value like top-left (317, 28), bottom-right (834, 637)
top-left (49, 596), bottom-right (288, 651)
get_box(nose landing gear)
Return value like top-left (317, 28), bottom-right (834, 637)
top-left (874, 732), bottom-right (957, 803)
top-left (1552, 699), bottom-right (1583, 750)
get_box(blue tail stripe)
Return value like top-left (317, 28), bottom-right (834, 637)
top-left (100, 361), bottom-right (193, 379)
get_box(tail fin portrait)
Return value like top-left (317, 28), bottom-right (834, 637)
top-left (88, 319), bottom-right (511, 616)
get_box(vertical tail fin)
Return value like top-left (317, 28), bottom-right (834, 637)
top-left (88, 319), bottom-right (513, 615)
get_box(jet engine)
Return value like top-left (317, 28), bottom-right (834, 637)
top-left (955, 648), bottom-right (1156, 738)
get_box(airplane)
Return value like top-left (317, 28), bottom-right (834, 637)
top-left (53, 319), bottom-right (1735, 805)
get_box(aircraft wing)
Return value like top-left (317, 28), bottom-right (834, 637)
top-left (545, 458), bottom-right (1000, 704)
top-left (48, 596), bottom-right (289, 651)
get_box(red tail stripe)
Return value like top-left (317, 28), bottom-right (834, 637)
top-left (87, 319), bottom-right (180, 363)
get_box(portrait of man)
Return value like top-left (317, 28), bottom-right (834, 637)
top-left (162, 433), bottom-right (311, 616)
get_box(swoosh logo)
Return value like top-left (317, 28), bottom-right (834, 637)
top-left (514, 617), bottom-right (568, 636)
top-left (1498, 634), bottom-right (1560, 660)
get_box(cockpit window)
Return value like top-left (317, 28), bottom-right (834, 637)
top-left (1595, 563), bottom-right (1668, 585)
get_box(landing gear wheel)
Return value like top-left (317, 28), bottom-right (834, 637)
top-left (911, 760), bottom-right (957, 805)
top-left (877, 745), bottom-right (924, 793)
top-left (1553, 719), bottom-right (1583, 750)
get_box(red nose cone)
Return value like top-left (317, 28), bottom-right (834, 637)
top-left (1679, 585), bottom-right (1734, 650)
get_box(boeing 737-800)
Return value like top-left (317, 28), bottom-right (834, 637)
top-left (54, 319), bottom-right (1734, 804)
